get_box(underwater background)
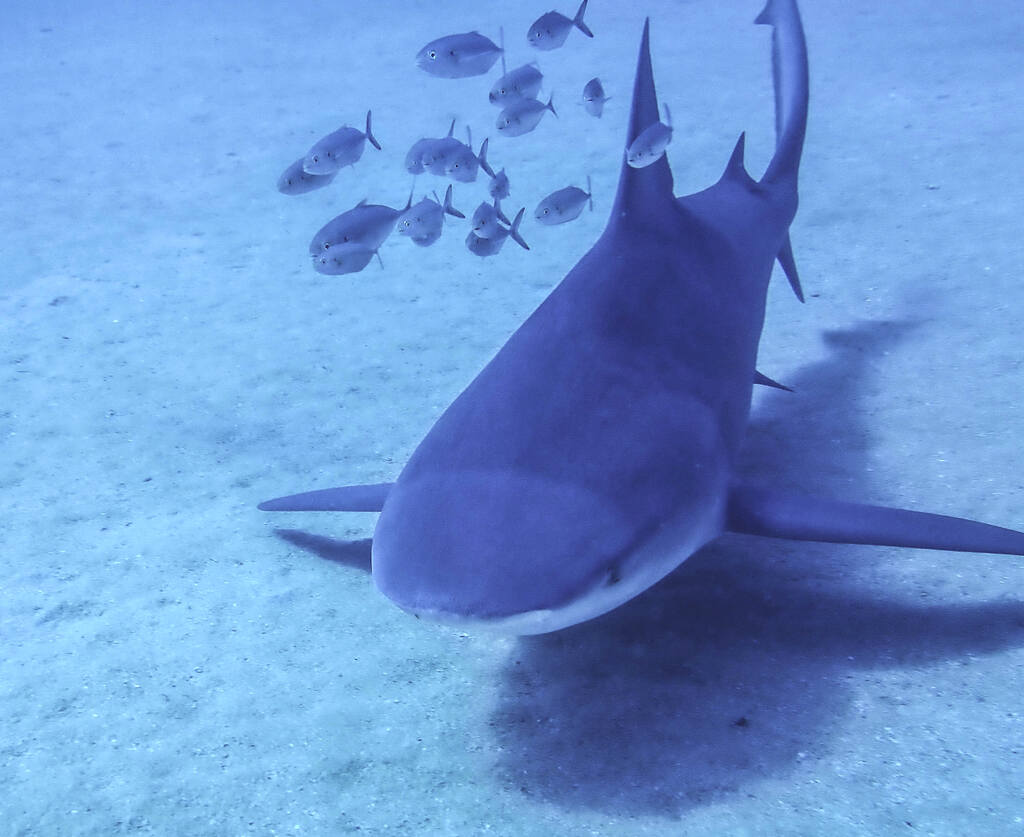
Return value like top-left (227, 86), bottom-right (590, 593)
top-left (2, 0), bottom-right (1023, 833)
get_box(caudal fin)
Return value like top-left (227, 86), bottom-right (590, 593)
top-left (755, 0), bottom-right (808, 187)
top-left (573, 0), bottom-right (594, 38)
top-left (727, 484), bottom-right (1024, 556)
top-left (365, 110), bottom-right (382, 151)
top-left (509, 207), bottom-right (529, 250)
top-left (443, 184), bottom-right (465, 219)
top-left (478, 137), bottom-right (495, 178)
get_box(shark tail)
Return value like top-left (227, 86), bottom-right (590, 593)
top-left (258, 483), bottom-right (393, 512)
top-left (755, 0), bottom-right (808, 187)
top-left (726, 484), bottom-right (1024, 555)
top-left (574, 0), bottom-right (594, 38)
top-left (365, 110), bottom-right (382, 151)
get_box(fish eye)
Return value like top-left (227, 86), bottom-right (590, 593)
top-left (543, 208), bottom-right (549, 215)
top-left (428, 50), bottom-right (436, 59)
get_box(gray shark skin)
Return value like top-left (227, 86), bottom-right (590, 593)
top-left (259, 0), bottom-right (1024, 634)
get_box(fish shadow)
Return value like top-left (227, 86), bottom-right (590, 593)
top-left (490, 320), bottom-right (1024, 815)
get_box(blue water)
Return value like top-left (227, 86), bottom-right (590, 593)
top-left (2, 1), bottom-right (1022, 834)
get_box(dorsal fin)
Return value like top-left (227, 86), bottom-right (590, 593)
top-left (610, 19), bottom-right (676, 224)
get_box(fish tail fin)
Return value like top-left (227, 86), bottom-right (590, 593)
top-left (547, 93), bottom-right (558, 117)
top-left (726, 484), bottom-right (1024, 555)
top-left (776, 232), bottom-right (805, 301)
top-left (509, 207), bottom-right (530, 250)
top-left (443, 184), bottom-right (465, 219)
top-left (755, 0), bottom-right (808, 189)
top-left (494, 197), bottom-right (511, 226)
top-left (574, 0), bottom-right (594, 38)
top-left (500, 25), bottom-right (506, 76)
top-left (478, 137), bottom-right (495, 178)
top-left (365, 110), bottom-right (382, 150)
top-left (258, 483), bottom-right (393, 512)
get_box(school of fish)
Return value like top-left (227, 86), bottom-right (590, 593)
top-left (274, 1), bottom-right (672, 276)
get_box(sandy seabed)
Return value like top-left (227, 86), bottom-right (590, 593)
top-left (2, 1), bottom-right (1023, 834)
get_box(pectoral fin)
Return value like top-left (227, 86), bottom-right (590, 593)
top-left (726, 484), bottom-right (1024, 555)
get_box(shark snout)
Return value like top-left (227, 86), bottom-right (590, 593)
top-left (370, 470), bottom-right (636, 626)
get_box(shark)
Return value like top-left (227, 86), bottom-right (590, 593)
top-left (259, 0), bottom-right (1024, 634)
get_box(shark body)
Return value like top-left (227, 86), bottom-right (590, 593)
top-left (260, 0), bottom-right (1024, 634)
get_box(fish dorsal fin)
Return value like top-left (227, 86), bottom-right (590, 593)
top-left (445, 118), bottom-right (455, 138)
top-left (610, 18), bottom-right (676, 224)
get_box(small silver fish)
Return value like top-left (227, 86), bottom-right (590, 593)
top-left (488, 168), bottom-right (510, 200)
top-left (466, 208), bottom-right (530, 257)
top-left (445, 137), bottom-right (495, 183)
top-left (397, 185), bottom-right (465, 246)
top-left (582, 77), bottom-right (610, 118)
top-left (626, 103), bottom-right (673, 168)
top-left (312, 242), bottom-right (380, 276)
top-left (277, 157), bottom-right (337, 195)
top-left (404, 138), bottom-right (435, 175)
top-left (471, 198), bottom-right (511, 238)
top-left (309, 194), bottom-right (412, 255)
top-left (535, 176), bottom-right (593, 225)
top-left (527, 0), bottom-right (593, 50)
top-left (416, 31), bottom-right (503, 78)
top-left (496, 95), bottom-right (556, 137)
top-left (489, 64), bottom-right (544, 105)
top-left (303, 111), bottom-right (381, 175)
